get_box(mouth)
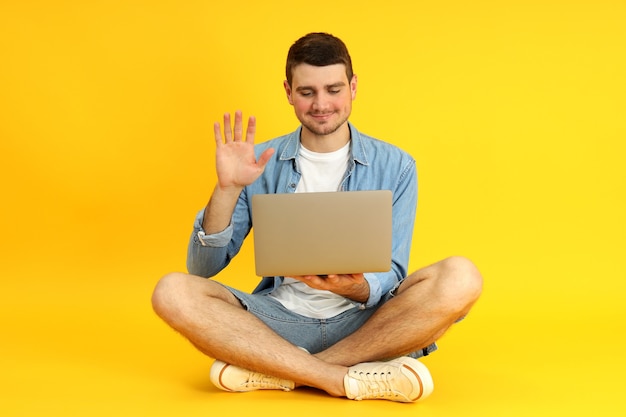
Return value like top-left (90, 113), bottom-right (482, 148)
top-left (310, 112), bottom-right (334, 121)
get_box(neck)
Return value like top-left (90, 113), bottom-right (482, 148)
top-left (300, 123), bottom-right (351, 153)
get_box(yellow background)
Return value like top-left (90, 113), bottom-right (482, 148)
top-left (1, 1), bottom-right (624, 416)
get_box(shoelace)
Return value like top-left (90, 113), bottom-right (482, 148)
top-left (352, 370), bottom-right (404, 400)
top-left (244, 373), bottom-right (287, 390)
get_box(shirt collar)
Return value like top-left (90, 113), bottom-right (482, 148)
top-left (279, 122), bottom-right (370, 166)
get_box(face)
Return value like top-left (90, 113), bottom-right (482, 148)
top-left (284, 63), bottom-right (357, 139)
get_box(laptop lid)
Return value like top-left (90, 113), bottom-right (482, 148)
top-left (251, 190), bottom-right (392, 277)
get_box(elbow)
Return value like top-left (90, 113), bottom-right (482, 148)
top-left (186, 259), bottom-right (217, 278)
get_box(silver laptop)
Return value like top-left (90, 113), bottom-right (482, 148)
top-left (251, 190), bottom-right (392, 277)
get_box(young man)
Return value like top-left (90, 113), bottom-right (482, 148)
top-left (152, 32), bottom-right (482, 402)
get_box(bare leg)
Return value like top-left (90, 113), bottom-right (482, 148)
top-left (151, 272), bottom-right (347, 396)
top-left (152, 256), bottom-right (482, 396)
top-left (316, 256), bottom-right (483, 366)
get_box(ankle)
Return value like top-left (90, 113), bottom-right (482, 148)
top-left (326, 365), bottom-right (350, 397)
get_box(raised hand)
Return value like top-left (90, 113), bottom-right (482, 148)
top-left (213, 110), bottom-right (275, 191)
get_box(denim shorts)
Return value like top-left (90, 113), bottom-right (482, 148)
top-left (224, 284), bottom-right (437, 359)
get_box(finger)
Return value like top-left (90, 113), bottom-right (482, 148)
top-left (233, 110), bottom-right (243, 141)
top-left (213, 122), bottom-right (222, 146)
top-left (245, 115), bottom-right (256, 143)
top-left (291, 275), bottom-right (315, 283)
top-left (223, 112), bottom-right (232, 142)
top-left (324, 274), bottom-right (340, 283)
top-left (256, 148), bottom-right (275, 169)
top-left (297, 275), bottom-right (322, 287)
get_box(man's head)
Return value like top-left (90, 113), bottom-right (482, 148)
top-left (285, 32), bottom-right (354, 88)
top-left (284, 33), bottom-right (357, 145)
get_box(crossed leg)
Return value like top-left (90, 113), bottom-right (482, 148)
top-left (151, 256), bottom-right (482, 398)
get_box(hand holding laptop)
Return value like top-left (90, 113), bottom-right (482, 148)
top-left (289, 273), bottom-right (370, 303)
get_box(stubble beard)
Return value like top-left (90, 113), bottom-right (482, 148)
top-left (300, 112), bottom-right (349, 137)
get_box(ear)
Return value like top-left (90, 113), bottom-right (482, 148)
top-left (350, 74), bottom-right (358, 100)
top-left (283, 80), bottom-right (294, 105)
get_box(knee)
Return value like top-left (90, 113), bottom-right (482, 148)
top-left (151, 271), bottom-right (188, 320)
top-left (438, 256), bottom-right (483, 309)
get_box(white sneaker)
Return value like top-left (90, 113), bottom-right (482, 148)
top-left (344, 357), bottom-right (434, 402)
top-left (209, 360), bottom-right (295, 392)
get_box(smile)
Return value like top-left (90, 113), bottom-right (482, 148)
top-left (310, 113), bottom-right (334, 120)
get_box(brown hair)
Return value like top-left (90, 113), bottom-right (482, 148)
top-left (285, 32), bottom-right (354, 87)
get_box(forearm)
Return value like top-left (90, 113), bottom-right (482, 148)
top-left (202, 184), bottom-right (244, 234)
top-left (345, 279), bottom-right (370, 303)
top-left (187, 187), bottom-right (250, 277)
top-left (187, 233), bottom-right (230, 277)
top-left (187, 209), bottom-right (235, 277)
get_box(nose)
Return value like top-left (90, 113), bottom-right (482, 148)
top-left (312, 92), bottom-right (331, 112)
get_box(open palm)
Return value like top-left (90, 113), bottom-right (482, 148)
top-left (213, 111), bottom-right (274, 189)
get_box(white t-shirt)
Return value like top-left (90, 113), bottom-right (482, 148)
top-left (268, 142), bottom-right (357, 319)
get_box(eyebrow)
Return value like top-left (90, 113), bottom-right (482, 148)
top-left (295, 82), bottom-right (346, 92)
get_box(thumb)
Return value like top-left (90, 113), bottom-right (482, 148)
top-left (257, 148), bottom-right (275, 169)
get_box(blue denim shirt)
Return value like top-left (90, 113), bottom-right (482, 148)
top-left (188, 123), bottom-right (417, 308)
